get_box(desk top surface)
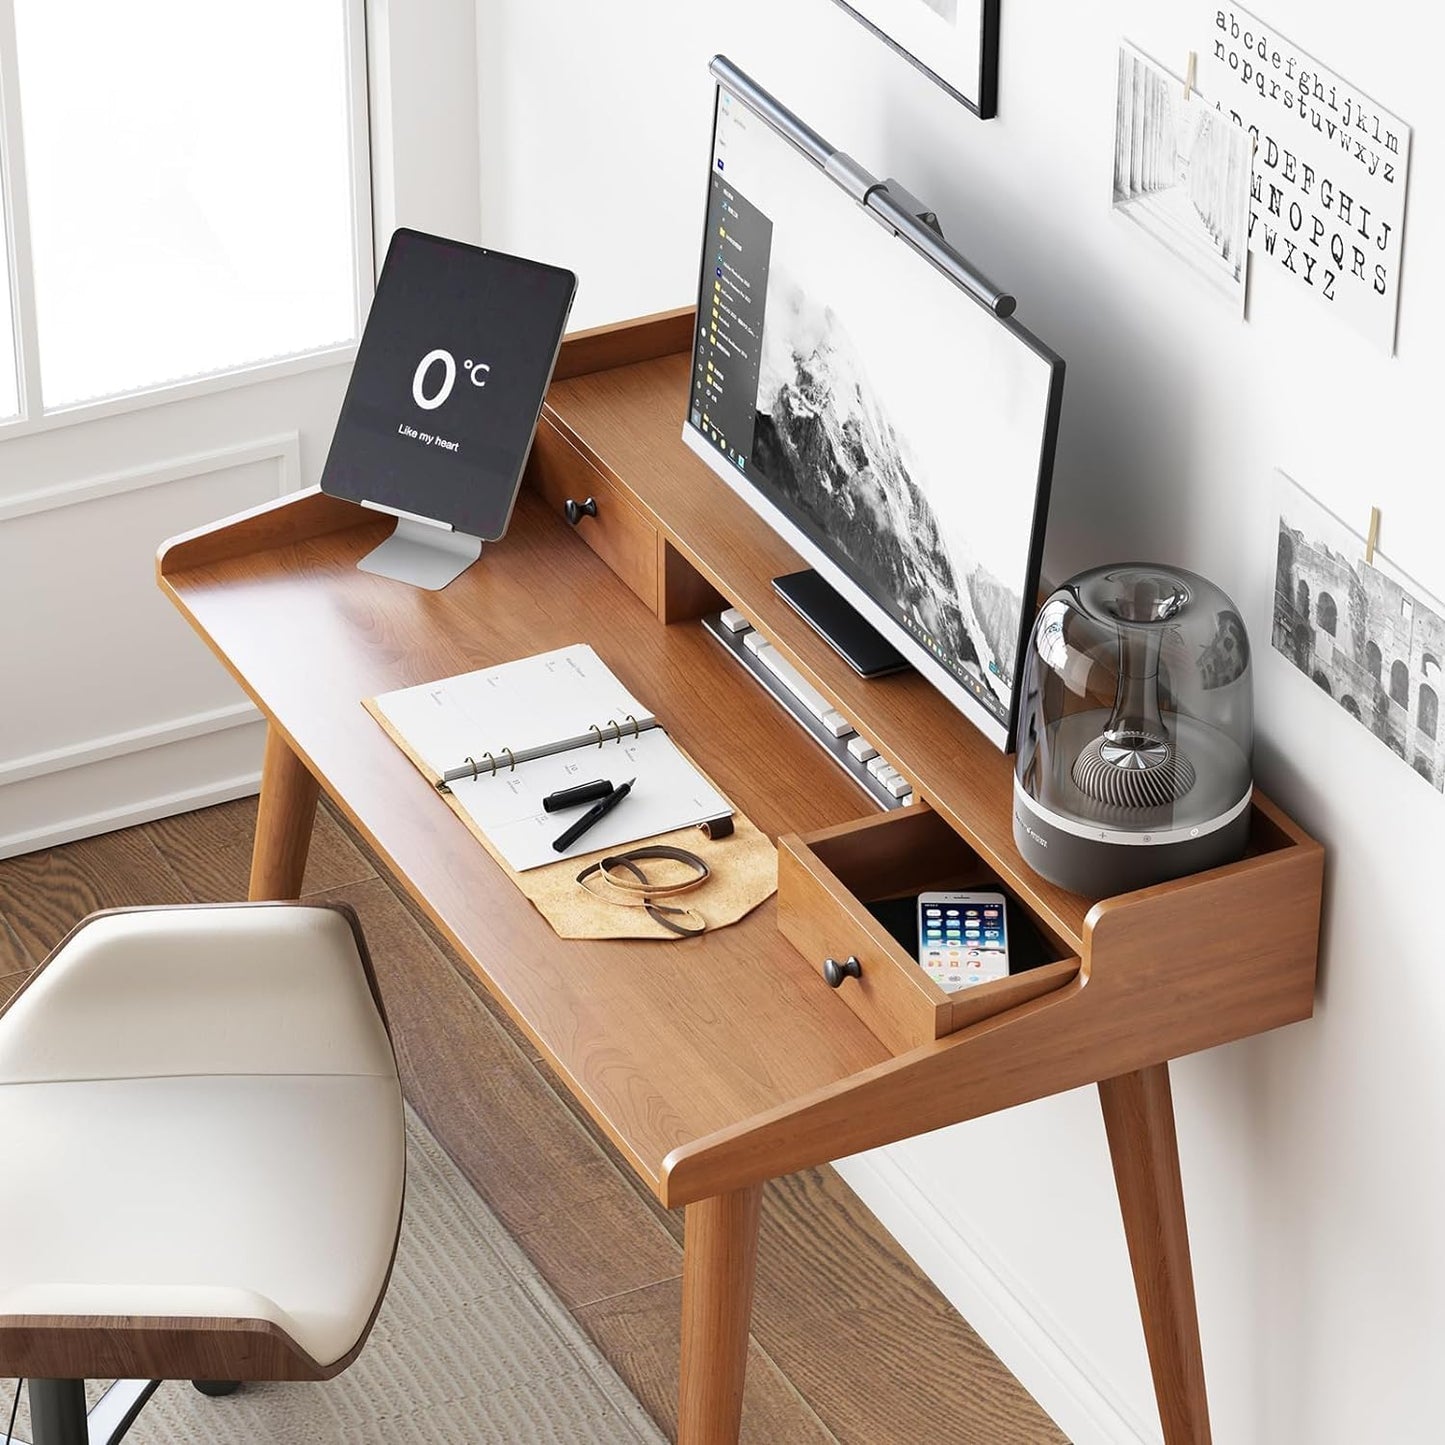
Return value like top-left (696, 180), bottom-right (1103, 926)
top-left (159, 314), bottom-right (1320, 1204)
top-left (161, 483), bottom-right (893, 1195)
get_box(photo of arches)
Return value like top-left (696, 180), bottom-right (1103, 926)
top-left (1273, 471), bottom-right (1445, 791)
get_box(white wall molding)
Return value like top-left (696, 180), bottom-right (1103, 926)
top-left (0, 430), bottom-right (304, 858)
top-left (0, 432), bottom-right (299, 522)
top-left (0, 770), bottom-right (261, 859)
top-left (835, 1152), bottom-right (1159, 1445)
top-left (0, 700), bottom-right (261, 788)
top-left (0, 352), bottom-right (354, 445)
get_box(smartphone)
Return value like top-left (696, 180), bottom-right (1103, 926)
top-left (917, 891), bottom-right (1010, 993)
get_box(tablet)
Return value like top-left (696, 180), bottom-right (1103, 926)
top-left (321, 229), bottom-right (576, 543)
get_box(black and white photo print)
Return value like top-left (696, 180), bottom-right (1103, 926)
top-left (1113, 44), bottom-right (1253, 311)
top-left (1273, 472), bottom-right (1445, 792)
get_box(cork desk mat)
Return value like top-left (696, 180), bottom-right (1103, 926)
top-left (365, 696), bottom-right (777, 942)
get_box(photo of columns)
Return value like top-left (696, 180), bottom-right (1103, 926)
top-left (1113, 44), bottom-right (1253, 311)
top-left (1273, 472), bottom-right (1445, 795)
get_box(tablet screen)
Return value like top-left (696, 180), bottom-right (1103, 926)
top-left (321, 230), bottom-right (576, 542)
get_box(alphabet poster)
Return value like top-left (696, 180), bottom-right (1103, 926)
top-left (1202, 9), bottom-right (1411, 354)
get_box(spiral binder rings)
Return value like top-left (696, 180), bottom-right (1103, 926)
top-left (364, 643), bottom-right (732, 871)
top-left (454, 712), bottom-right (646, 784)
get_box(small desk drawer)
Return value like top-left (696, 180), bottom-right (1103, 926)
top-left (530, 417), bottom-right (658, 611)
top-left (778, 806), bottom-right (1079, 1055)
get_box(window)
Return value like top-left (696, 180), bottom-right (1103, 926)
top-left (1365, 640), bottom-right (1382, 682)
top-left (1277, 528), bottom-right (1295, 577)
top-left (0, 0), bottom-right (366, 419)
top-left (1420, 684), bottom-right (1438, 741)
top-left (1390, 660), bottom-right (1409, 708)
top-left (1296, 578), bottom-right (1310, 618)
top-left (1315, 591), bottom-right (1337, 637)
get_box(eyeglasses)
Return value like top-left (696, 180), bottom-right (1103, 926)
top-left (575, 845), bottom-right (711, 937)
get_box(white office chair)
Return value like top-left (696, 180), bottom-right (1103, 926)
top-left (0, 903), bottom-right (405, 1445)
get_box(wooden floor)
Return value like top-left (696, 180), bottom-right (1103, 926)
top-left (0, 799), bottom-right (1069, 1445)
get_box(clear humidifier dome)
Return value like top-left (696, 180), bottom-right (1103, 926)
top-left (1012, 565), bottom-right (1253, 897)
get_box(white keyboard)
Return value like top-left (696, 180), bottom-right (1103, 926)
top-left (743, 631), bottom-right (855, 738)
top-left (705, 609), bottom-right (913, 809)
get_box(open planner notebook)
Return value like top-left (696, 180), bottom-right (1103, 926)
top-left (365, 644), bottom-right (732, 871)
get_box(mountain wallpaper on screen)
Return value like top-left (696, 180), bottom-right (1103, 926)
top-left (752, 282), bottom-right (1020, 697)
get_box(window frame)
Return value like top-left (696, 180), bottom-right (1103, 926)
top-left (0, 0), bottom-right (373, 439)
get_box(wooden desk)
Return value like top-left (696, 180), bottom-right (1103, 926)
top-left (159, 310), bottom-right (1322, 1445)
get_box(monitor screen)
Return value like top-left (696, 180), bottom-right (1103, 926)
top-left (682, 73), bottom-right (1062, 750)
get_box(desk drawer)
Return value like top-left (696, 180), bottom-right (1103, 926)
top-left (778, 806), bottom-right (1079, 1055)
top-left (529, 418), bottom-right (658, 610)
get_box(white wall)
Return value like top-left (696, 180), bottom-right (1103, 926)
top-left (0, 0), bottom-right (480, 856)
top-left (368, 0), bottom-right (481, 251)
top-left (0, 373), bottom-right (343, 856)
top-left (476, 3), bottom-right (1445, 1441)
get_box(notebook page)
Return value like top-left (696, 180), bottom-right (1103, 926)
top-left (448, 728), bottom-right (731, 872)
top-left (370, 643), bottom-right (655, 779)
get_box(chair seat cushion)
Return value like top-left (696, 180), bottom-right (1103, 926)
top-left (0, 1073), bottom-right (402, 1367)
top-left (0, 905), bottom-right (404, 1373)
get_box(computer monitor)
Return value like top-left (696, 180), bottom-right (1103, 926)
top-left (682, 58), bottom-right (1064, 751)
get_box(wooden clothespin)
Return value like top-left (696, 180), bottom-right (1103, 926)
top-left (1365, 506), bottom-right (1381, 565)
top-left (1184, 51), bottom-right (1197, 100)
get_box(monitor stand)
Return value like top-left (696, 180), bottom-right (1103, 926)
top-left (357, 514), bottom-right (483, 591)
top-left (771, 570), bottom-right (912, 679)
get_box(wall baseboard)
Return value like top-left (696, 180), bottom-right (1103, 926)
top-left (0, 704), bottom-right (266, 860)
top-left (0, 701), bottom-right (261, 788)
top-left (0, 772), bottom-right (262, 860)
top-left (834, 1151), bottom-right (1160, 1445)
top-left (0, 701), bottom-right (266, 858)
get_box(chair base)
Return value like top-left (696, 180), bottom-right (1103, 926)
top-left (6, 1379), bottom-right (160, 1445)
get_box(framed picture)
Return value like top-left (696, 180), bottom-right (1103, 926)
top-left (832, 0), bottom-right (1000, 118)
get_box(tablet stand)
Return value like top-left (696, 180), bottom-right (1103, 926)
top-left (357, 514), bottom-right (483, 590)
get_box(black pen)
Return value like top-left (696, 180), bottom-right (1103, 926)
top-left (551, 778), bottom-right (634, 853)
top-left (542, 779), bottom-right (614, 813)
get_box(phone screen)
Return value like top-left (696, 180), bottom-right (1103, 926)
top-left (918, 893), bottom-right (1009, 991)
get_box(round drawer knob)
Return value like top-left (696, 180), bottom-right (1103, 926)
top-left (823, 955), bottom-right (862, 988)
top-left (564, 496), bottom-right (598, 526)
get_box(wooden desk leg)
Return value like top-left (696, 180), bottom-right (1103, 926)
top-left (1098, 1064), bottom-right (1211, 1445)
top-left (678, 1183), bottom-right (763, 1445)
top-left (248, 726), bottom-right (320, 901)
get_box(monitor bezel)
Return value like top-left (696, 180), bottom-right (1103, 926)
top-left (682, 65), bottom-right (1064, 753)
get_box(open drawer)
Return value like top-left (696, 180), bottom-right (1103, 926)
top-left (778, 805), bottom-right (1081, 1054)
